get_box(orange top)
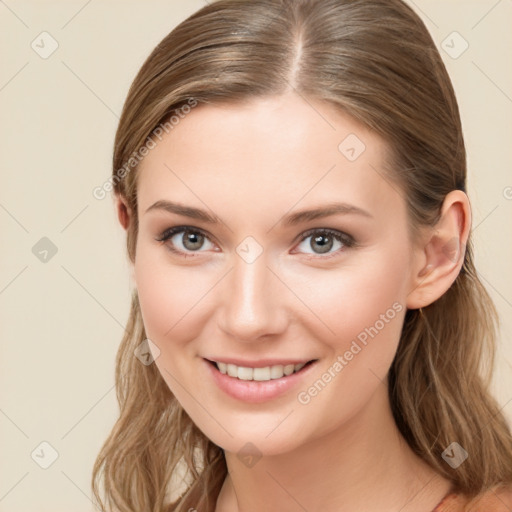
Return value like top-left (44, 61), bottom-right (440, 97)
top-left (431, 487), bottom-right (512, 512)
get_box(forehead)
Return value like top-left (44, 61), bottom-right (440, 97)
top-left (136, 92), bottom-right (405, 230)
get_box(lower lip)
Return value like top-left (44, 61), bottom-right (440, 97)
top-left (204, 358), bottom-right (318, 403)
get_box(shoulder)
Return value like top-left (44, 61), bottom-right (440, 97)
top-left (434, 485), bottom-right (512, 512)
top-left (467, 485), bottom-right (512, 511)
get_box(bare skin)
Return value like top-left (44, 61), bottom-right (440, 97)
top-left (117, 91), bottom-right (470, 512)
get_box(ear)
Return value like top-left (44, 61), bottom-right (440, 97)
top-left (115, 194), bottom-right (131, 230)
top-left (115, 194), bottom-right (137, 283)
top-left (406, 190), bottom-right (471, 309)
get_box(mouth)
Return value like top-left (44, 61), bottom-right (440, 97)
top-left (205, 358), bottom-right (318, 382)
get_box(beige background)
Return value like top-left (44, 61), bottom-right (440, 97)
top-left (0, 1), bottom-right (511, 510)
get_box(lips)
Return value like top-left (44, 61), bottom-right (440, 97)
top-left (206, 358), bottom-right (316, 381)
top-left (205, 357), bottom-right (315, 368)
top-left (204, 357), bottom-right (319, 403)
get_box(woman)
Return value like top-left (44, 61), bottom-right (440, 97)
top-left (92, 0), bottom-right (512, 510)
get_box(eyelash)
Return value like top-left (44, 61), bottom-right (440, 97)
top-left (155, 225), bottom-right (356, 260)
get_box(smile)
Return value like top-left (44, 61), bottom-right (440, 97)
top-left (210, 360), bottom-right (313, 381)
top-left (204, 358), bottom-right (319, 403)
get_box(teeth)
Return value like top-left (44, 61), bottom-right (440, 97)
top-left (283, 364), bottom-right (295, 376)
top-left (270, 365), bottom-right (284, 379)
top-left (215, 361), bottom-right (308, 381)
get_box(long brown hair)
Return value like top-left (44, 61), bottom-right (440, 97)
top-left (92, 0), bottom-right (512, 510)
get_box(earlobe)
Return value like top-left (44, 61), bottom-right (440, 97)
top-left (406, 190), bottom-right (471, 310)
top-left (116, 195), bottom-right (131, 230)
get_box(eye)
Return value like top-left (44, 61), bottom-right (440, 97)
top-left (156, 226), bottom-right (216, 255)
top-left (156, 226), bottom-right (356, 259)
top-left (293, 228), bottom-right (355, 257)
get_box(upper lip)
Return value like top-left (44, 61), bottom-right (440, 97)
top-left (204, 357), bottom-right (317, 368)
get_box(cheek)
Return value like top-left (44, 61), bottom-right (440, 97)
top-left (133, 243), bottom-right (221, 354)
top-left (289, 254), bottom-right (408, 439)
top-left (293, 246), bottom-right (409, 350)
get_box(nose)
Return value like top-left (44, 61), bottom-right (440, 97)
top-left (217, 251), bottom-right (288, 342)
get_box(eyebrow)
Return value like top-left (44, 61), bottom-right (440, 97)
top-left (145, 200), bottom-right (373, 226)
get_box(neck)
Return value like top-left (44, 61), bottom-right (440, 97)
top-left (216, 381), bottom-right (452, 512)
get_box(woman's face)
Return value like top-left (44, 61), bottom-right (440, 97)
top-left (133, 92), bottom-right (422, 456)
